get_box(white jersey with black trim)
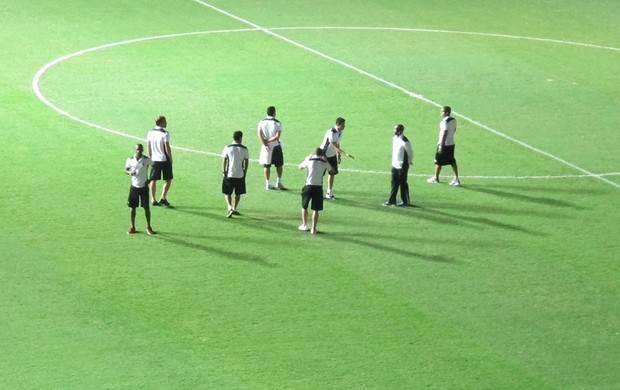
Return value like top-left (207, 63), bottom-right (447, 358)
top-left (221, 142), bottom-right (249, 178)
top-left (320, 127), bottom-right (341, 158)
top-left (300, 155), bottom-right (329, 186)
top-left (438, 116), bottom-right (457, 146)
top-left (257, 116), bottom-right (282, 149)
top-left (392, 134), bottom-right (414, 169)
top-left (147, 126), bottom-right (170, 162)
top-left (125, 155), bottom-right (153, 188)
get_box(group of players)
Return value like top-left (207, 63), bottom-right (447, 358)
top-left (124, 105), bottom-right (459, 235)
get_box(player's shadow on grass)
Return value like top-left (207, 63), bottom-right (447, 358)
top-left (170, 205), bottom-right (225, 219)
top-left (152, 232), bottom-right (275, 267)
top-left (419, 207), bottom-right (542, 235)
top-left (462, 184), bottom-right (580, 208)
top-left (483, 183), bottom-right (609, 196)
top-left (335, 191), bottom-right (542, 235)
top-left (333, 194), bottom-right (414, 213)
top-left (319, 231), bottom-right (458, 264)
top-left (423, 201), bottom-right (570, 219)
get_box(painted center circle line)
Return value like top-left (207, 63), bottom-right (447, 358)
top-left (32, 27), bottom-right (620, 183)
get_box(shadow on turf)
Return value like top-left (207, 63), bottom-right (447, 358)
top-left (319, 231), bottom-right (458, 264)
top-left (332, 194), bottom-right (538, 234)
top-left (461, 184), bottom-right (581, 208)
top-left (167, 204), bottom-right (464, 263)
top-left (171, 206), bottom-right (225, 219)
top-left (420, 207), bottom-right (542, 235)
top-left (152, 232), bottom-right (275, 267)
top-left (333, 190), bottom-right (544, 235)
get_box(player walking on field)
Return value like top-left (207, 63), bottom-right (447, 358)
top-left (221, 131), bottom-right (249, 218)
top-left (147, 115), bottom-right (174, 207)
top-left (124, 144), bottom-right (155, 235)
top-left (427, 106), bottom-right (460, 186)
top-left (298, 147), bottom-right (333, 235)
top-left (257, 106), bottom-right (286, 190)
top-left (320, 117), bottom-right (354, 199)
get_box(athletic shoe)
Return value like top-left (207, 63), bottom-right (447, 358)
top-left (127, 227), bottom-right (136, 234)
top-left (266, 183), bottom-right (273, 190)
top-left (227, 209), bottom-right (234, 218)
top-left (276, 182), bottom-right (286, 190)
top-left (152, 201), bottom-right (162, 206)
top-left (159, 198), bottom-right (174, 208)
top-left (232, 210), bottom-right (241, 216)
top-left (298, 224), bottom-right (309, 231)
top-left (325, 192), bottom-right (335, 200)
top-left (426, 177), bottom-right (439, 184)
top-left (449, 179), bottom-right (461, 186)
top-left (310, 229), bottom-right (319, 235)
top-left (383, 201), bottom-right (395, 206)
top-left (398, 202), bottom-right (410, 207)
top-left (146, 227), bottom-right (156, 235)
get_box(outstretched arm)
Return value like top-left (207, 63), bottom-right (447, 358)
top-left (332, 142), bottom-right (354, 159)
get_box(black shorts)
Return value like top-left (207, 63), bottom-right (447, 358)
top-left (263, 144), bottom-right (284, 168)
top-left (150, 160), bottom-right (173, 181)
top-left (222, 177), bottom-right (246, 195)
top-left (301, 185), bottom-right (324, 211)
top-left (127, 185), bottom-right (149, 208)
top-left (326, 155), bottom-right (338, 175)
top-left (434, 144), bottom-right (456, 166)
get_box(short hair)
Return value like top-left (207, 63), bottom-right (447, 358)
top-left (135, 143), bottom-right (144, 152)
top-left (155, 115), bottom-right (166, 126)
top-left (314, 147), bottom-right (324, 157)
top-left (266, 106), bottom-right (276, 116)
top-left (335, 117), bottom-right (346, 125)
top-left (442, 106), bottom-right (451, 115)
top-left (233, 130), bottom-right (243, 142)
top-left (395, 124), bottom-right (404, 133)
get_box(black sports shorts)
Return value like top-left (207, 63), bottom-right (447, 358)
top-left (127, 185), bottom-right (149, 208)
top-left (150, 160), bottom-right (173, 181)
top-left (434, 144), bottom-right (456, 166)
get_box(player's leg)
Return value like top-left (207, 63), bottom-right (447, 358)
top-left (129, 208), bottom-right (136, 229)
top-left (149, 180), bottom-right (159, 204)
top-left (161, 179), bottom-right (171, 201)
top-left (311, 210), bottom-right (319, 234)
top-left (264, 165), bottom-right (272, 189)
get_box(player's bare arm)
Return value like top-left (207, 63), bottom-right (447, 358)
top-left (165, 142), bottom-right (173, 163)
top-left (332, 142), bottom-right (354, 159)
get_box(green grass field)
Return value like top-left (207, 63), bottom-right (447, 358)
top-left (2, 1), bottom-right (619, 388)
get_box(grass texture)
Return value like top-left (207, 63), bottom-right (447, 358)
top-left (1, 0), bottom-right (619, 388)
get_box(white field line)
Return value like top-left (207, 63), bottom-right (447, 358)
top-left (30, 15), bottom-right (619, 184)
top-left (191, 0), bottom-right (620, 188)
top-left (270, 26), bottom-right (620, 52)
top-left (31, 28), bottom-right (257, 146)
top-left (339, 169), bottom-right (620, 179)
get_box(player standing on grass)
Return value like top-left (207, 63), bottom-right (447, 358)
top-left (298, 147), bottom-right (332, 235)
top-left (383, 124), bottom-right (414, 207)
top-left (257, 106), bottom-right (286, 190)
top-left (125, 144), bottom-right (155, 235)
top-left (221, 131), bottom-right (249, 218)
top-left (320, 117), bottom-right (354, 199)
top-left (427, 106), bottom-right (460, 186)
top-left (147, 115), bottom-right (174, 207)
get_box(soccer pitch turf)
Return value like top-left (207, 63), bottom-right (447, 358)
top-left (1, 1), bottom-right (619, 388)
